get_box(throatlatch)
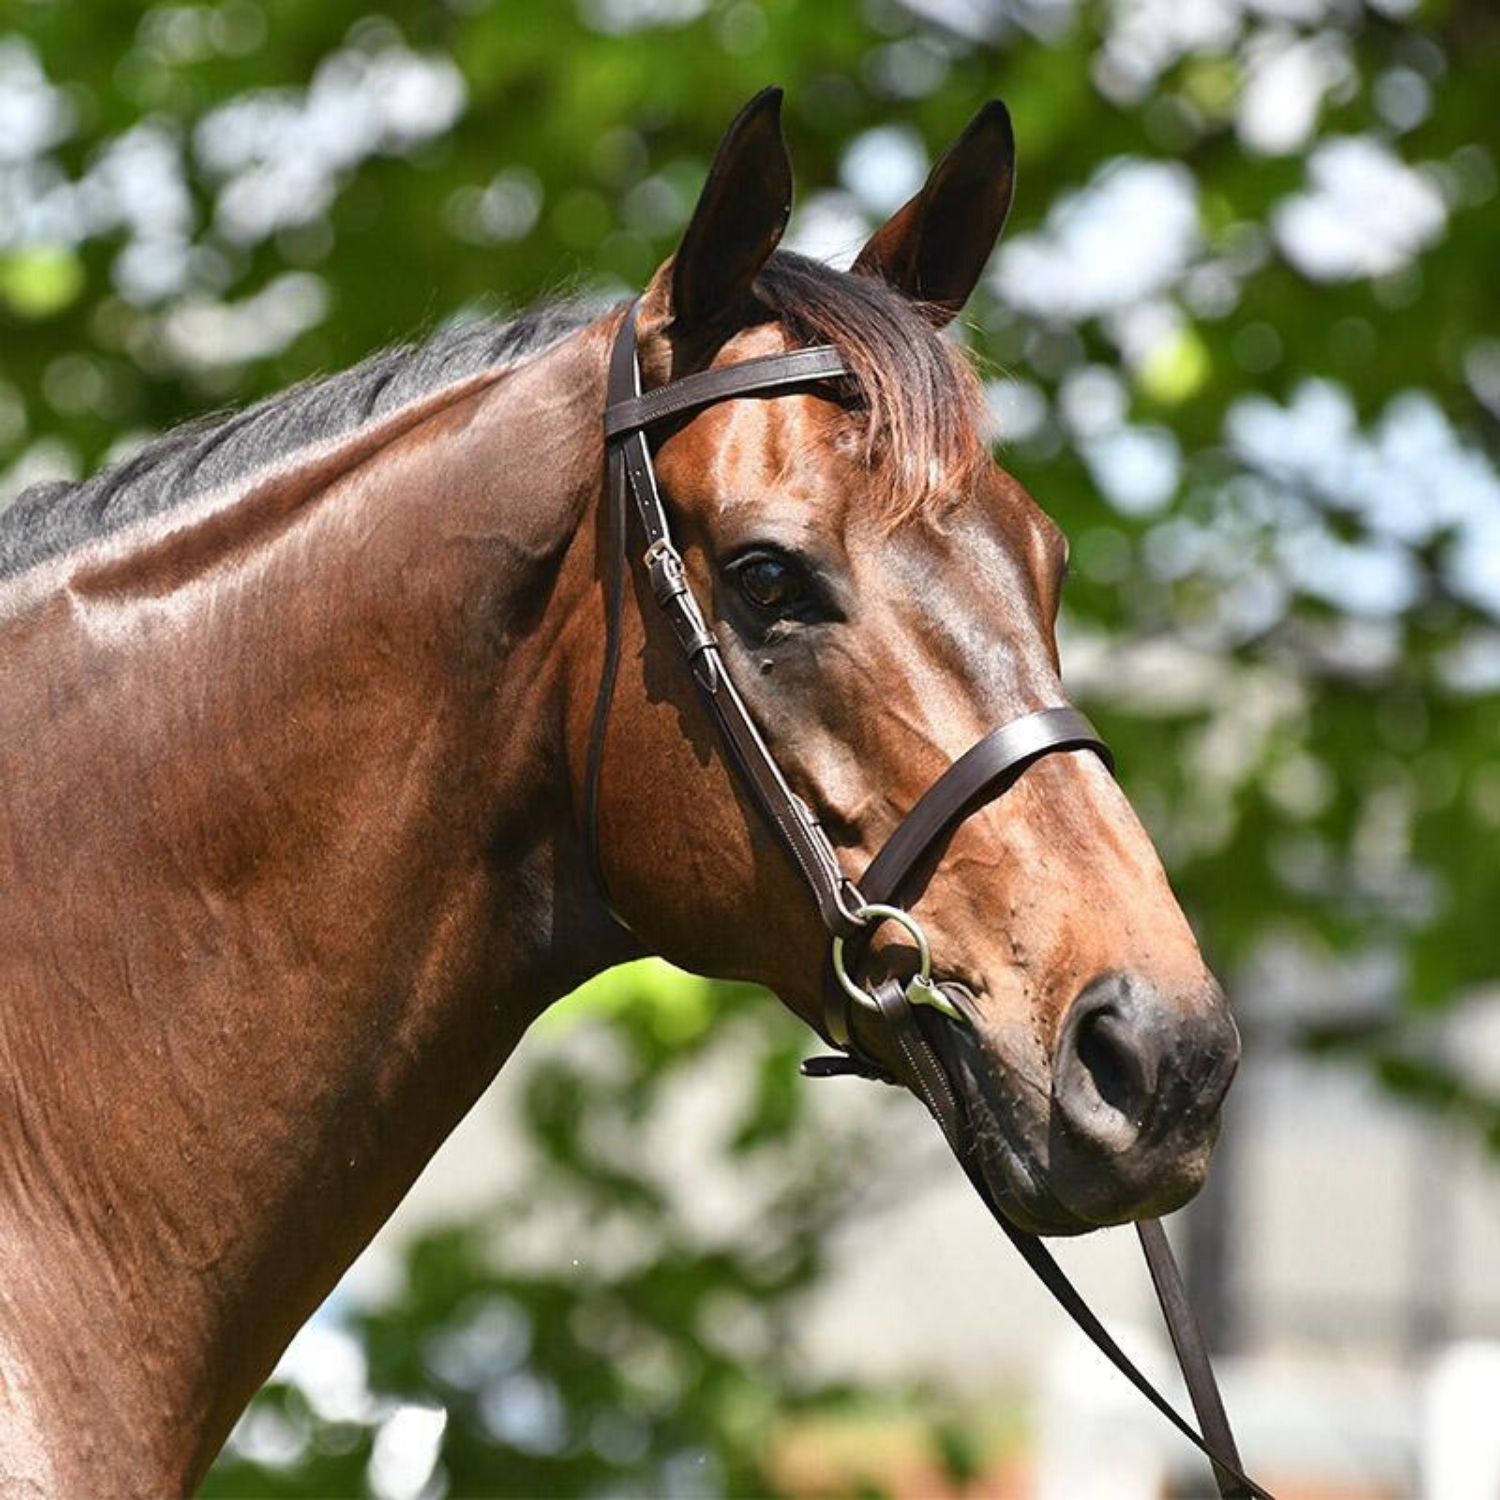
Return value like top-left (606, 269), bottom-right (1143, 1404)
top-left (589, 299), bottom-right (1270, 1500)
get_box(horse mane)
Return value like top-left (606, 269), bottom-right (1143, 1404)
top-left (0, 254), bottom-right (987, 582)
top-left (0, 301), bottom-right (596, 582)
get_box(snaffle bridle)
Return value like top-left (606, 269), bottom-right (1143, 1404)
top-left (586, 300), bottom-right (1271, 1499)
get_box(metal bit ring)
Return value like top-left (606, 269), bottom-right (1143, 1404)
top-left (831, 902), bottom-right (931, 1013)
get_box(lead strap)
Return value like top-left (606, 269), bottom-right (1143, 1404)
top-left (872, 985), bottom-right (1268, 1500)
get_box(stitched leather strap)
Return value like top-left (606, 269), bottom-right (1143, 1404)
top-left (829, 714), bottom-right (1265, 1496)
top-left (589, 303), bottom-right (864, 939)
top-left (581, 320), bottom-right (642, 930)
top-left (1138, 1218), bottom-right (1252, 1496)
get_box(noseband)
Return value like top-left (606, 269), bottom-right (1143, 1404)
top-left (586, 301), bottom-right (1268, 1500)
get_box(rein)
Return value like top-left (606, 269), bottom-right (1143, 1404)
top-left (587, 300), bottom-right (1270, 1499)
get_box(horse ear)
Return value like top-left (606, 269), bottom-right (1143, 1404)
top-left (851, 100), bottom-right (1015, 327)
top-left (661, 86), bottom-right (793, 332)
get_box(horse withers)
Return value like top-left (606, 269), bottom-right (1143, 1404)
top-left (0, 89), bottom-right (1238, 1493)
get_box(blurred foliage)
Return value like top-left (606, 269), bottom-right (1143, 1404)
top-left (6, 0), bottom-right (1500, 1491)
top-left (202, 967), bottom-right (1003, 1499)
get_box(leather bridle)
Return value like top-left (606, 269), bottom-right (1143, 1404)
top-left (586, 300), bottom-right (1270, 1499)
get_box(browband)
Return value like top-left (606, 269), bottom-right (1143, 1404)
top-left (605, 345), bottom-right (852, 438)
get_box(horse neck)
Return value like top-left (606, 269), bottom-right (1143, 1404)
top-left (0, 322), bottom-right (631, 1494)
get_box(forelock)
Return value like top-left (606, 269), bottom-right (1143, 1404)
top-left (754, 252), bottom-right (989, 526)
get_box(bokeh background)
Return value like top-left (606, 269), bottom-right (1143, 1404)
top-left (4, 0), bottom-right (1499, 1496)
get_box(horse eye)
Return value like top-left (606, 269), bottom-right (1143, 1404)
top-left (736, 555), bottom-right (806, 612)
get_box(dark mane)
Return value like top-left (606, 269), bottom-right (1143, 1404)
top-left (0, 257), bottom-right (985, 583)
top-left (756, 253), bottom-right (989, 525)
top-left (0, 301), bottom-right (595, 582)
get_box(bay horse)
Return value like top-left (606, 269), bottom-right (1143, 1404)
top-left (0, 90), bottom-right (1240, 1494)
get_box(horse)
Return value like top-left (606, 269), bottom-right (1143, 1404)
top-left (0, 89), bottom-right (1241, 1495)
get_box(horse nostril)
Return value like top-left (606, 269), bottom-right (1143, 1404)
top-left (1074, 1003), bottom-right (1157, 1122)
top-left (1045, 972), bottom-right (1240, 1221)
top-left (1052, 975), bottom-right (1166, 1151)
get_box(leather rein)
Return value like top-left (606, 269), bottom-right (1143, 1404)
top-left (586, 300), bottom-right (1270, 1499)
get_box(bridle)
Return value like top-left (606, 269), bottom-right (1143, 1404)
top-left (589, 300), bottom-right (1269, 1498)
top-left (586, 300), bottom-right (1270, 1500)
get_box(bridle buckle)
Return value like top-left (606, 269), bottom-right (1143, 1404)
top-left (643, 537), bottom-right (687, 603)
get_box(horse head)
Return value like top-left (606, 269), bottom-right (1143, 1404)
top-left (582, 89), bottom-right (1239, 1236)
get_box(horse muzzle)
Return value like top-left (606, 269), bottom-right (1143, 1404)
top-left (940, 972), bottom-right (1240, 1234)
